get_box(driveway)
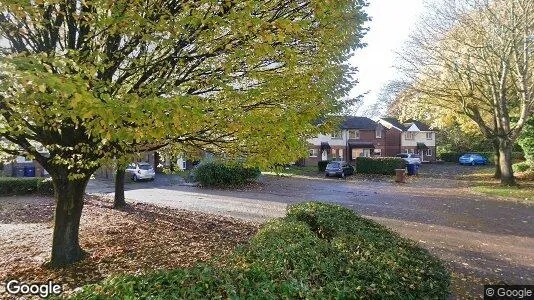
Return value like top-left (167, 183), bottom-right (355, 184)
top-left (87, 174), bottom-right (534, 298)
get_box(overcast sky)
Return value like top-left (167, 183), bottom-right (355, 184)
top-left (349, 0), bottom-right (424, 115)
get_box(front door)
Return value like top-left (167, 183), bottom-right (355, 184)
top-left (322, 150), bottom-right (328, 161)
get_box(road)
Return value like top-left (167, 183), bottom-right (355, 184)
top-left (87, 174), bottom-right (534, 298)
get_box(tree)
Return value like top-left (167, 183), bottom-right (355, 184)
top-left (397, 0), bottom-right (533, 185)
top-left (0, 0), bottom-right (369, 266)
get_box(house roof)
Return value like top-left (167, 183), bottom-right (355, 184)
top-left (379, 117), bottom-right (406, 131)
top-left (341, 117), bottom-right (377, 130)
top-left (404, 120), bottom-right (431, 131)
top-left (378, 117), bottom-right (433, 132)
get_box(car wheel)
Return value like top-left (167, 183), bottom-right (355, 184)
top-left (132, 175), bottom-right (138, 182)
top-left (325, 173), bottom-right (329, 177)
top-left (150, 177), bottom-right (155, 181)
top-left (471, 161), bottom-right (475, 166)
top-left (341, 172), bottom-right (345, 178)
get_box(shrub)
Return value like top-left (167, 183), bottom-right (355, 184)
top-left (355, 157), bottom-right (406, 175)
top-left (194, 160), bottom-right (260, 187)
top-left (0, 177), bottom-right (40, 195)
top-left (0, 177), bottom-right (54, 196)
top-left (513, 161), bottom-right (531, 173)
top-left (438, 152), bottom-right (461, 162)
top-left (317, 160), bottom-right (330, 172)
top-left (72, 202), bottom-right (450, 299)
top-left (37, 178), bottom-right (55, 195)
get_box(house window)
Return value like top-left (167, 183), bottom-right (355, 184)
top-left (410, 149), bottom-right (415, 154)
top-left (338, 149), bottom-right (344, 159)
top-left (331, 131), bottom-right (342, 139)
top-left (405, 132), bottom-right (415, 140)
top-left (376, 129), bottom-right (382, 139)
top-left (374, 149), bottom-right (382, 156)
top-left (426, 132), bottom-right (433, 140)
top-left (348, 130), bottom-right (360, 139)
top-left (427, 149), bottom-right (433, 156)
top-left (309, 149), bottom-right (318, 157)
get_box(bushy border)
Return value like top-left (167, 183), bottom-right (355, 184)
top-left (355, 157), bottom-right (406, 175)
top-left (0, 177), bottom-right (54, 196)
top-left (72, 202), bottom-right (450, 299)
top-left (193, 160), bottom-right (260, 187)
top-left (318, 160), bottom-right (330, 172)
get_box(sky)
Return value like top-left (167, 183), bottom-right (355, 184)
top-left (349, 0), bottom-right (425, 115)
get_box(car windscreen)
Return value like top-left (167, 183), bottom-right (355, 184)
top-left (396, 154), bottom-right (408, 158)
top-left (326, 162), bottom-right (340, 168)
top-left (411, 154), bottom-right (420, 158)
top-left (138, 164), bottom-right (152, 170)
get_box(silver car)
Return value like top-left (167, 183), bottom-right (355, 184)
top-left (125, 162), bottom-right (156, 182)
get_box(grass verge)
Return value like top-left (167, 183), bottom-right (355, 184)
top-left (471, 185), bottom-right (533, 203)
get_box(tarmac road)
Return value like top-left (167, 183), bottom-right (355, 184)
top-left (87, 174), bottom-right (534, 298)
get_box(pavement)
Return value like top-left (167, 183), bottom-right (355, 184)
top-left (86, 173), bottom-right (534, 298)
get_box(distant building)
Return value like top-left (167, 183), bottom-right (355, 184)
top-left (301, 116), bottom-right (437, 166)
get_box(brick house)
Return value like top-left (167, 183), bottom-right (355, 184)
top-left (377, 118), bottom-right (437, 162)
top-left (301, 116), bottom-right (437, 167)
top-left (302, 117), bottom-right (395, 166)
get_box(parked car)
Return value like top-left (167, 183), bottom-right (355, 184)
top-left (396, 153), bottom-right (422, 165)
top-left (125, 162), bottom-right (156, 181)
top-left (459, 153), bottom-right (488, 166)
top-left (325, 161), bottom-right (354, 178)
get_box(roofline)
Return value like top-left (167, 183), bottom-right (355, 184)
top-left (377, 118), bottom-right (404, 132)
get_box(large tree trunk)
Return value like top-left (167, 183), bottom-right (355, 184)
top-left (498, 139), bottom-right (515, 186)
top-left (50, 172), bottom-right (91, 267)
top-left (492, 140), bottom-right (501, 179)
top-left (114, 167), bottom-right (127, 208)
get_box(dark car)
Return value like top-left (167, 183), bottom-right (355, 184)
top-left (459, 153), bottom-right (488, 166)
top-left (325, 161), bottom-right (354, 178)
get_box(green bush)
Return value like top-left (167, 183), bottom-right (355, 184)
top-left (194, 160), bottom-right (260, 187)
top-left (355, 157), bottom-right (406, 175)
top-left (0, 177), bottom-right (54, 196)
top-left (438, 152), bottom-right (461, 162)
top-left (72, 202), bottom-right (450, 299)
top-left (317, 160), bottom-right (330, 172)
top-left (513, 161), bottom-right (531, 173)
top-left (37, 178), bottom-right (55, 195)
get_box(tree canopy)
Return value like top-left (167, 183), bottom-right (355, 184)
top-left (396, 0), bottom-right (533, 185)
top-left (0, 0), bottom-right (369, 266)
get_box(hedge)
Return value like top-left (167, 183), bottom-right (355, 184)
top-left (355, 157), bottom-right (406, 175)
top-left (193, 160), bottom-right (260, 187)
top-left (0, 177), bottom-right (54, 196)
top-left (72, 202), bottom-right (450, 299)
top-left (317, 160), bottom-right (329, 172)
top-left (438, 151), bottom-right (524, 163)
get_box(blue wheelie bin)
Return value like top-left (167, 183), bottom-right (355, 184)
top-left (406, 164), bottom-right (416, 176)
top-left (24, 166), bottom-right (36, 177)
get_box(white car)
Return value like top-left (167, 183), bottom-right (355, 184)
top-left (125, 162), bottom-right (156, 181)
top-left (396, 153), bottom-right (422, 165)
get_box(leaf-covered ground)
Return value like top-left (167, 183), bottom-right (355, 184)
top-left (0, 195), bottom-right (257, 297)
